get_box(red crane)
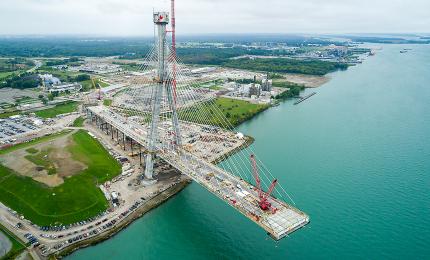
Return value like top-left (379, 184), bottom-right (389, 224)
top-left (250, 154), bottom-right (278, 212)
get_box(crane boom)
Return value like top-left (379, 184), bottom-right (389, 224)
top-left (265, 179), bottom-right (278, 200)
top-left (250, 154), bottom-right (263, 199)
top-left (250, 154), bottom-right (278, 211)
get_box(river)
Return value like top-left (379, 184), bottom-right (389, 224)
top-left (69, 44), bottom-right (430, 259)
top-left (0, 231), bottom-right (12, 258)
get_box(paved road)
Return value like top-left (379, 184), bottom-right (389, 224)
top-left (27, 60), bottom-right (42, 73)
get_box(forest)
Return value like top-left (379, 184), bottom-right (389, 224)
top-left (224, 58), bottom-right (348, 75)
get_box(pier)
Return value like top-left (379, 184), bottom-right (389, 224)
top-left (294, 92), bottom-right (317, 105)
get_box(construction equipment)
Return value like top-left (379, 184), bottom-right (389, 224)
top-left (250, 154), bottom-right (278, 212)
top-left (82, 3), bottom-right (309, 239)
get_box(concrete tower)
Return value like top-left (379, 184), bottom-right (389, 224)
top-left (144, 12), bottom-right (182, 180)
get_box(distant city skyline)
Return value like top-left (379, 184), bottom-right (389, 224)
top-left (0, 0), bottom-right (429, 36)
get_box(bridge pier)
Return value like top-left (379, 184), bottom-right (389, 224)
top-left (130, 139), bottom-right (134, 156)
top-left (139, 145), bottom-right (142, 165)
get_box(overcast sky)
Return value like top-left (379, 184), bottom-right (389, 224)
top-left (0, 0), bottom-right (429, 36)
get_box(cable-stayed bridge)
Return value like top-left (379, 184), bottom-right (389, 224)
top-left (85, 10), bottom-right (309, 240)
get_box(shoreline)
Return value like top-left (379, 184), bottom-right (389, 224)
top-left (56, 178), bottom-right (191, 259)
top-left (0, 70), bottom-right (329, 259)
top-left (283, 73), bottom-right (330, 88)
top-left (55, 114), bottom-right (255, 258)
top-left (211, 135), bottom-right (254, 165)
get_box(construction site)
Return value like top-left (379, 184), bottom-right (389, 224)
top-left (83, 7), bottom-right (309, 240)
top-left (0, 2), bottom-right (309, 259)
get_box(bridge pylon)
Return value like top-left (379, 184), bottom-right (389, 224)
top-left (144, 11), bottom-right (182, 180)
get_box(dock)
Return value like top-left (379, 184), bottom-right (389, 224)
top-left (294, 92), bottom-right (316, 105)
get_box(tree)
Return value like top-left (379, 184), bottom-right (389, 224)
top-left (47, 93), bottom-right (54, 101)
top-left (75, 74), bottom-right (90, 82)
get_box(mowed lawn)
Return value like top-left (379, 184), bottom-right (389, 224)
top-left (0, 130), bottom-right (121, 226)
top-left (0, 111), bottom-right (20, 119)
top-left (72, 116), bottom-right (85, 127)
top-left (103, 99), bottom-right (112, 106)
top-left (35, 101), bottom-right (78, 119)
top-left (179, 97), bottom-right (269, 127)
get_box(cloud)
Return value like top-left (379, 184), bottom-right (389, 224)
top-left (0, 0), bottom-right (428, 35)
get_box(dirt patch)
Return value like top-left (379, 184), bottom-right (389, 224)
top-left (33, 174), bottom-right (65, 187)
top-left (1, 149), bottom-right (37, 177)
top-left (283, 73), bottom-right (330, 88)
top-left (0, 131), bottom-right (87, 187)
top-left (48, 138), bottom-right (87, 178)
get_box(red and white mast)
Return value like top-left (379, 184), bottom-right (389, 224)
top-left (171, 0), bottom-right (177, 102)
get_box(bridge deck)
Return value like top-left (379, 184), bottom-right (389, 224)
top-left (88, 106), bottom-right (309, 240)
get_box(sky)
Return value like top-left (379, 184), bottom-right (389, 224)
top-left (0, 0), bottom-right (429, 36)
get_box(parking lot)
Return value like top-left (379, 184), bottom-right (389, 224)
top-left (0, 116), bottom-right (40, 142)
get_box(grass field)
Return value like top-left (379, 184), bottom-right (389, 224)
top-left (0, 130), bottom-right (121, 226)
top-left (98, 80), bottom-right (109, 88)
top-left (209, 85), bottom-right (223, 90)
top-left (179, 97), bottom-right (269, 127)
top-left (14, 96), bottom-right (39, 105)
top-left (35, 101), bottom-right (78, 119)
top-left (103, 99), bottom-right (112, 106)
top-left (0, 71), bottom-right (22, 81)
top-left (0, 111), bottom-right (20, 119)
top-left (25, 148), bottom-right (39, 154)
top-left (81, 78), bottom-right (107, 91)
top-left (72, 116), bottom-right (84, 127)
top-left (80, 80), bottom-right (93, 91)
top-left (0, 223), bottom-right (26, 260)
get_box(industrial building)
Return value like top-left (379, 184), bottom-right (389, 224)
top-left (39, 74), bottom-right (82, 93)
top-left (47, 83), bottom-right (82, 93)
top-left (261, 78), bottom-right (273, 91)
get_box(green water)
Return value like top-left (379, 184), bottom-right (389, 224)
top-left (69, 44), bottom-right (430, 259)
